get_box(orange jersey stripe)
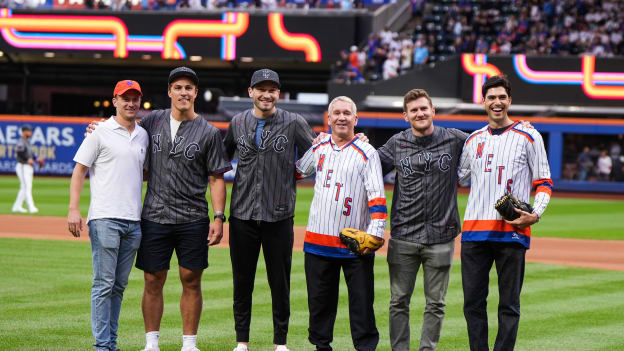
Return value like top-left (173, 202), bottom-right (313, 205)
top-left (368, 198), bottom-right (386, 207)
top-left (304, 231), bottom-right (346, 248)
top-left (371, 213), bottom-right (387, 220)
top-left (462, 219), bottom-right (531, 236)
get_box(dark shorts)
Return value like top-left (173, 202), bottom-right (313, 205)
top-left (136, 217), bottom-right (210, 272)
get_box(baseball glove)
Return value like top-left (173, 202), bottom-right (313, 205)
top-left (494, 191), bottom-right (533, 221)
top-left (339, 228), bottom-right (384, 255)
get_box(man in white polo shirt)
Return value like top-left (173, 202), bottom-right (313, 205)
top-left (68, 80), bottom-right (149, 351)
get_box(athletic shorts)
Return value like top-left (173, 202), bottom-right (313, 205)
top-left (135, 217), bottom-right (210, 272)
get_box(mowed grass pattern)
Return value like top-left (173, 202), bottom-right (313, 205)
top-left (1, 238), bottom-right (624, 351)
top-left (1, 176), bottom-right (623, 240)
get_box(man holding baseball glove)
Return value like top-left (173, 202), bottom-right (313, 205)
top-left (295, 96), bottom-right (387, 351)
top-left (458, 75), bottom-right (553, 351)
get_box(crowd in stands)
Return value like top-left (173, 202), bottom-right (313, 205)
top-left (335, 0), bottom-right (624, 83)
top-left (562, 135), bottom-right (624, 182)
top-left (1, 0), bottom-right (371, 10)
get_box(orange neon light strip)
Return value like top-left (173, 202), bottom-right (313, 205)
top-left (581, 56), bottom-right (624, 99)
top-left (162, 13), bottom-right (249, 59)
top-left (0, 10), bottom-right (128, 58)
top-left (267, 13), bottom-right (321, 62)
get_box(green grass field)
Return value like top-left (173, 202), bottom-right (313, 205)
top-left (1, 175), bottom-right (624, 350)
top-left (1, 238), bottom-right (623, 351)
top-left (1, 176), bottom-right (623, 240)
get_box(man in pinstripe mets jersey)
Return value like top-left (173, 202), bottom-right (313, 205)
top-left (458, 75), bottom-right (552, 351)
top-left (135, 67), bottom-right (232, 351)
top-left (295, 96), bottom-right (387, 351)
top-left (223, 69), bottom-right (317, 351)
top-left (376, 89), bottom-right (468, 351)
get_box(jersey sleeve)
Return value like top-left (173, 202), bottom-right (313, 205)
top-left (294, 114), bottom-right (315, 160)
top-left (364, 149), bottom-right (387, 238)
top-left (223, 116), bottom-right (237, 160)
top-left (377, 135), bottom-right (396, 175)
top-left (138, 111), bottom-right (156, 134)
top-left (527, 130), bottom-right (553, 217)
top-left (457, 139), bottom-right (472, 186)
top-left (73, 131), bottom-right (100, 167)
top-left (295, 144), bottom-right (316, 179)
top-left (204, 126), bottom-right (233, 175)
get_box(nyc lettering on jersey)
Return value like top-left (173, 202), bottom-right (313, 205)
top-left (399, 151), bottom-right (452, 177)
top-left (151, 133), bottom-right (201, 160)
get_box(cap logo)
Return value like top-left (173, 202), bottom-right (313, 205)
top-left (126, 80), bottom-right (133, 86)
top-left (262, 70), bottom-right (270, 79)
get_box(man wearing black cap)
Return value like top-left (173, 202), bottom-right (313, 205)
top-left (137, 67), bottom-right (232, 351)
top-left (88, 67), bottom-right (231, 351)
top-left (224, 69), bottom-right (317, 351)
top-left (12, 124), bottom-right (40, 213)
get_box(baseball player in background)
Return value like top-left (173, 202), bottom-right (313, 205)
top-left (377, 89), bottom-right (467, 351)
top-left (458, 75), bottom-right (552, 351)
top-left (223, 69), bottom-right (316, 351)
top-left (12, 124), bottom-right (40, 213)
top-left (88, 67), bottom-right (232, 351)
top-left (295, 96), bottom-right (387, 351)
top-left (68, 80), bottom-right (148, 351)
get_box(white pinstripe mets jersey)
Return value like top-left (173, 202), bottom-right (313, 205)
top-left (296, 136), bottom-right (387, 258)
top-left (458, 121), bottom-right (553, 248)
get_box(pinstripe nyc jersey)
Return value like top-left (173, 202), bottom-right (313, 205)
top-left (296, 136), bottom-right (387, 258)
top-left (224, 108), bottom-right (316, 222)
top-left (458, 122), bottom-right (553, 248)
top-left (140, 109), bottom-right (232, 224)
top-left (378, 127), bottom-right (467, 244)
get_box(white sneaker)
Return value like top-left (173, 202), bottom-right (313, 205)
top-left (141, 348), bottom-right (160, 351)
top-left (12, 207), bottom-right (27, 213)
top-left (275, 346), bottom-right (290, 351)
top-left (233, 344), bottom-right (249, 351)
top-left (28, 207), bottom-right (39, 213)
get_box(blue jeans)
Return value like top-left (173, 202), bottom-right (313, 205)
top-left (88, 218), bottom-right (142, 351)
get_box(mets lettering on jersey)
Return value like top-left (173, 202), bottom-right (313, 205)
top-left (377, 127), bottom-right (467, 244)
top-left (224, 108), bottom-right (316, 222)
top-left (139, 109), bottom-right (232, 224)
top-left (458, 122), bottom-right (553, 248)
top-left (296, 136), bottom-right (387, 258)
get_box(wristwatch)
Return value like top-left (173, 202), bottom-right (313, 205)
top-left (214, 212), bottom-right (226, 222)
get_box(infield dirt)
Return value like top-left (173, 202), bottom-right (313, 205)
top-left (2, 214), bottom-right (623, 271)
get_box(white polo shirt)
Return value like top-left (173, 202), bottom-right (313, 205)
top-left (74, 116), bottom-right (148, 223)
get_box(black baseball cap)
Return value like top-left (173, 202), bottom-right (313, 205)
top-left (250, 69), bottom-right (281, 88)
top-left (168, 66), bottom-right (199, 86)
top-left (21, 124), bottom-right (32, 131)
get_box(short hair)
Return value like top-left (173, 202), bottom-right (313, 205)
top-left (403, 89), bottom-right (432, 112)
top-left (482, 75), bottom-right (511, 99)
top-left (328, 96), bottom-right (357, 116)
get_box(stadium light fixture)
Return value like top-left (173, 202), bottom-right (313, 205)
top-left (43, 52), bottom-right (55, 58)
top-left (190, 56), bottom-right (202, 61)
top-left (143, 101), bottom-right (151, 110)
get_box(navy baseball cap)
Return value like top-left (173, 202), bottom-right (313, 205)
top-left (21, 124), bottom-right (32, 131)
top-left (250, 69), bottom-right (281, 88)
top-left (168, 66), bottom-right (199, 86)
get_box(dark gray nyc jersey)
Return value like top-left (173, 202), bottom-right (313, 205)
top-left (378, 127), bottom-right (467, 244)
top-left (15, 138), bottom-right (34, 163)
top-left (140, 109), bottom-right (232, 224)
top-left (224, 108), bottom-right (315, 222)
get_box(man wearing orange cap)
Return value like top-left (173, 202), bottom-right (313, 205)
top-left (68, 80), bottom-right (149, 351)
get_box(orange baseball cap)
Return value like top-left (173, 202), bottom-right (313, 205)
top-left (113, 80), bottom-right (143, 96)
